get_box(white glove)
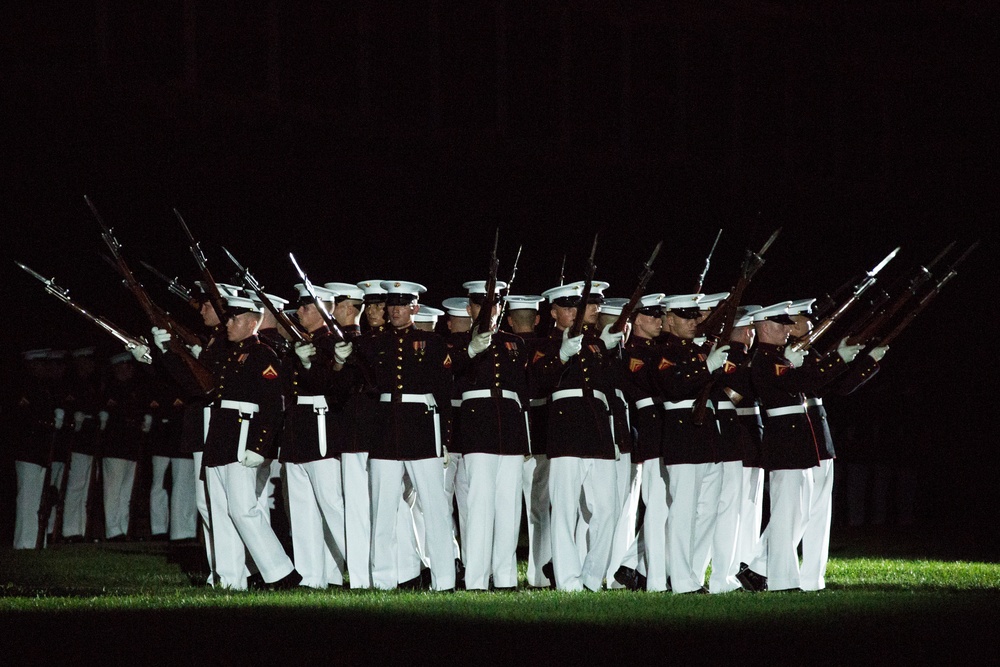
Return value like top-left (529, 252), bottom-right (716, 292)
top-left (141, 414), bottom-right (153, 434)
top-left (294, 342), bottom-right (316, 370)
top-left (53, 408), bottom-right (65, 430)
top-left (151, 327), bottom-right (172, 353)
top-left (693, 335), bottom-right (707, 347)
top-left (334, 341), bottom-right (353, 364)
top-left (188, 343), bottom-right (203, 359)
top-left (705, 344), bottom-right (731, 373)
top-left (98, 410), bottom-right (110, 431)
top-left (242, 450), bottom-right (265, 468)
top-left (73, 411), bottom-right (86, 432)
top-left (130, 343), bottom-right (152, 364)
top-left (468, 330), bottom-right (492, 358)
top-left (837, 337), bottom-right (863, 364)
top-left (559, 328), bottom-right (584, 362)
top-left (600, 324), bottom-right (624, 351)
top-left (783, 345), bottom-right (807, 369)
top-left (868, 345), bottom-right (889, 362)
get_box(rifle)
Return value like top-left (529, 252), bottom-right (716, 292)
top-left (694, 229), bottom-right (723, 294)
top-left (559, 254), bottom-right (567, 286)
top-left (831, 241), bottom-right (955, 352)
top-left (790, 246), bottom-right (900, 352)
top-left (697, 228), bottom-right (781, 341)
top-left (567, 234), bottom-right (599, 339)
top-left (609, 240), bottom-right (663, 335)
top-left (175, 208), bottom-right (230, 324)
top-left (17, 262), bottom-right (154, 364)
top-left (876, 241), bottom-right (978, 347)
top-left (471, 229), bottom-right (500, 335)
top-left (139, 259), bottom-right (197, 307)
top-left (289, 252), bottom-right (345, 342)
top-left (85, 196), bottom-right (214, 393)
top-left (691, 228), bottom-right (781, 425)
top-left (222, 246), bottom-right (310, 343)
top-left (496, 244), bottom-right (523, 326)
top-left (36, 424), bottom-right (60, 549)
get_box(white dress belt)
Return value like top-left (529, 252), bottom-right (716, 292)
top-left (297, 395), bottom-right (330, 457)
top-left (529, 398), bottom-right (548, 408)
top-left (635, 397), bottom-right (660, 410)
top-left (766, 404), bottom-right (807, 417)
top-left (615, 389), bottom-right (631, 433)
top-left (663, 399), bottom-right (714, 412)
top-left (716, 400), bottom-right (737, 411)
top-left (461, 389), bottom-right (522, 409)
top-left (736, 406), bottom-right (761, 417)
top-left (550, 388), bottom-right (609, 411)
top-left (218, 400), bottom-right (260, 461)
top-left (379, 393), bottom-right (442, 457)
top-left (451, 399), bottom-right (463, 408)
top-left (805, 397), bottom-right (823, 408)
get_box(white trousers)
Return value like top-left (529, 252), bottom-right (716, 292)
top-left (150, 455), bottom-right (171, 536)
top-left (736, 466), bottom-right (764, 566)
top-left (801, 460), bottom-right (834, 591)
top-left (206, 462), bottom-right (294, 589)
top-left (102, 457), bottom-right (136, 539)
top-left (61, 452), bottom-right (93, 538)
top-left (192, 451), bottom-right (215, 584)
top-left (463, 453), bottom-right (524, 589)
top-left (606, 455), bottom-right (641, 587)
top-left (370, 457), bottom-right (456, 591)
top-left (750, 468), bottom-right (812, 591)
top-left (149, 456), bottom-right (196, 539)
top-left (522, 454), bottom-right (552, 587)
top-left (341, 452), bottom-right (372, 588)
top-left (693, 460), bottom-right (743, 593)
top-left (286, 459), bottom-right (347, 588)
top-left (620, 458), bottom-right (670, 590)
top-left (548, 457), bottom-right (618, 592)
top-left (666, 462), bottom-right (711, 593)
top-left (14, 461), bottom-right (45, 549)
top-left (444, 451), bottom-right (468, 562)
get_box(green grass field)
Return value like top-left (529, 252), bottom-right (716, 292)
top-left (2, 527), bottom-right (999, 665)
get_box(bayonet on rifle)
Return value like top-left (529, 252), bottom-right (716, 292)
top-left (222, 246), bottom-right (308, 343)
top-left (694, 229), bottom-right (722, 294)
top-left (175, 208), bottom-right (229, 324)
top-left (140, 260), bottom-right (194, 304)
top-left (17, 261), bottom-right (153, 363)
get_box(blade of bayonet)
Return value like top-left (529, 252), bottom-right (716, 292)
top-left (175, 208), bottom-right (196, 244)
top-left (588, 233), bottom-right (599, 262)
top-left (84, 195), bottom-right (120, 251)
top-left (139, 260), bottom-right (176, 287)
top-left (950, 240), bottom-right (980, 269)
top-left (175, 208), bottom-right (210, 268)
top-left (140, 260), bottom-right (192, 302)
top-left (559, 254), bottom-right (566, 286)
top-left (221, 246), bottom-right (256, 290)
top-left (925, 241), bottom-right (957, 273)
top-left (16, 261), bottom-right (51, 286)
top-left (646, 239), bottom-right (664, 270)
top-left (758, 227), bottom-right (781, 256)
top-left (868, 246), bottom-right (901, 278)
top-left (289, 252), bottom-right (314, 293)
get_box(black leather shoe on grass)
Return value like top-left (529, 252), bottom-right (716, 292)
top-left (269, 570), bottom-right (303, 591)
top-left (736, 563), bottom-right (768, 592)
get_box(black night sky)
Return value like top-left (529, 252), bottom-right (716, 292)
top-left (2, 2), bottom-right (997, 546)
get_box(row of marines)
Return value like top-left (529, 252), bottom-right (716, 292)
top-left (13, 275), bottom-right (887, 594)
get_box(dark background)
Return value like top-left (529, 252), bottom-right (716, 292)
top-left (2, 2), bottom-right (996, 551)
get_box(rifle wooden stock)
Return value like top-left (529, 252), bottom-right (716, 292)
top-left (610, 240), bottom-right (662, 335)
top-left (36, 429), bottom-right (59, 549)
top-left (86, 197), bottom-right (215, 393)
top-left (471, 231), bottom-right (500, 335)
top-left (567, 235), bottom-right (599, 339)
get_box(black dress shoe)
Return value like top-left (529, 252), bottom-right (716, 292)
top-left (736, 564), bottom-right (768, 592)
top-left (455, 559), bottom-right (466, 590)
top-left (541, 561), bottom-right (555, 587)
top-left (269, 570), bottom-right (303, 591)
top-left (247, 572), bottom-right (267, 591)
top-left (613, 566), bottom-right (647, 591)
top-left (399, 567), bottom-right (431, 590)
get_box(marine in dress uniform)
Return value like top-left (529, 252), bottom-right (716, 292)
top-left (532, 281), bottom-right (622, 591)
top-left (503, 294), bottom-right (552, 588)
top-left (350, 281), bottom-right (456, 591)
top-left (12, 349), bottom-right (59, 549)
top-left (202, 294), bottom-right (300, 590)
top-left (448, 280), bottom-right (530, 590)
top-left (285, 284), bottom-right (350, 588)
top-left (741, 301), bottom-right (860, 592)
top-left (147, 372), bottom-right (197, 541)
top-left (787, 299), bottom-right (886, 591)
top-left (61, 347), bottom-right (103, 542)
top-left (657, 294), bottom-right (730, 594)
top-left (612, 294), bottom-right (669, 591)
